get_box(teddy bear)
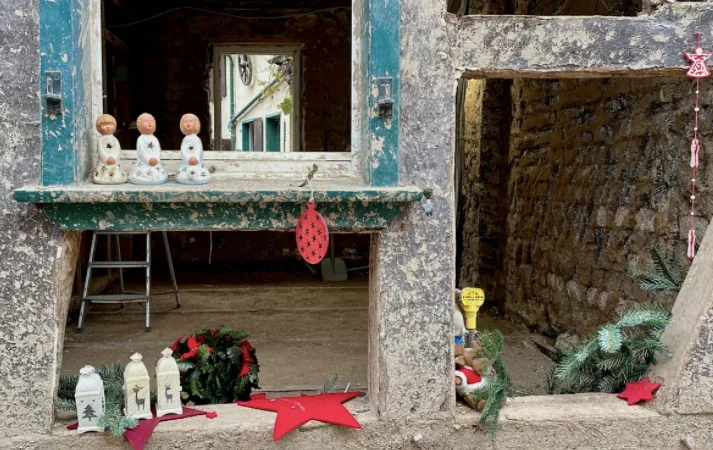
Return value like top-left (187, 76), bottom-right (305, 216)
top-left (455, 340), bottom-right (490, 410)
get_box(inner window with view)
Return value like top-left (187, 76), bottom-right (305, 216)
top-left (102, 1), bottom-right (352, 153)
top-left (212, 52), bottom-right (297, 152)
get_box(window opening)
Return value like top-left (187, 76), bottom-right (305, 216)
top-left (102, 0), bottom-right (353, 157)
top-left (64, 231), bottom-right (371, 398)
top-left (455, 75), bottom-right (689, 399)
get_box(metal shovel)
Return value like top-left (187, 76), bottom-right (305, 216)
top-left (320, 235), bottom-right (348, 282)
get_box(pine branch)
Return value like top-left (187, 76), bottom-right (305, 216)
top-left (650, 244), bottom-right (681, 287)
top-left (628, 244), bottom-right (683, 293)
top-left (553, 305), bottom-right (672, 395)
top-left (598, 325), bottom-right (623, 353)
top-left (616, 304), bottom-right (671, 329)
top-left (323, 374), bottom-right (340, 393)
top-left (472, 330), bottom-right (510, 441)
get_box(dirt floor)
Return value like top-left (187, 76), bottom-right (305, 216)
top-left (62, 271), bottom-right (554, 397)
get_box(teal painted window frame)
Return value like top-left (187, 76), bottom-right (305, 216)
top-left (22, 0), bottom-right (413, 230)
top-left (241, 119), bottom-right (255, 152)
top-left (35, 0), bottom-right (400, 190)
top-left (265, 113), bottom-right (281, 152)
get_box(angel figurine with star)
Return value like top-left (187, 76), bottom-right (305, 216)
top-left (130, 113), bottom-right (167, 185)
top-left (92, 114), bottom-right (128, 185)
top-left (176, 113), bottom-right (210, 185)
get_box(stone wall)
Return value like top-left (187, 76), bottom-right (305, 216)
top-left (457, 0), bottom-right (697, 337)
top-left (505, 77), bottom-right (707, 336)
top-left (460, 75), bottom-right (711, 336)
top-left (112, 3), bottom-right (351, 151)
top-left (458, 80), bottom-right (511, 308)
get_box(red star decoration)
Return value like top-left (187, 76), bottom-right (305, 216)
top-left (617, 377), bottom-right (661, 406)
top-left (236, 392), bottom-right (362, 440)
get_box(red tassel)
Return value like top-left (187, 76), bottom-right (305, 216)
top-left (691, 138), bottom-right (700, 169)
top-left (688, 229), bottom-right (696, 260)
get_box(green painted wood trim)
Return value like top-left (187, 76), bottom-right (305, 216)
top-left (40, 0), bottom-right (77, 186)
top-left (366, 0), bottom-right (400, 187)
top-left (14, 184), bottom-right (423, 204)
top-left (43, 202), bottom-right (408, 231)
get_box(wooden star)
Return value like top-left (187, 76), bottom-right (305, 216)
top-left (617, 377), bottom-right (661, 406)
top-left (237, 392), bottom-right (361, 441)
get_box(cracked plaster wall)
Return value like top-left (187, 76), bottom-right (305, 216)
top-left (367, 0), bottom-right (455, 419)
top-left (0, 0), bottom-right (78, 438)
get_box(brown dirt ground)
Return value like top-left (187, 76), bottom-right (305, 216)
top-left (62, 272), bottom-right (554, 397)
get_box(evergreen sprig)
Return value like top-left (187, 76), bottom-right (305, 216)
top-left (323, 374), bottom-right (340, 393)
top-left (469, 330), bottom-right (510, 440)
top-left (550, 304), bottom-right (672, 394)
top-left (56, 362), bottom-right (138, 436)
top-left (628, 244), bottom-right (683, 293)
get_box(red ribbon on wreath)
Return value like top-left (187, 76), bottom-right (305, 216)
top-left (239, 341), bottom-right (255, 377)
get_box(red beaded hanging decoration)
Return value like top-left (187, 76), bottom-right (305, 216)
top-left (296, 201), bottom-right (329, 264)
top-left (684, 33), bottom-right (712, 260)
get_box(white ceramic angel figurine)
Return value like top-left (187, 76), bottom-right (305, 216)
top-left (129, 113), bottom-right (168, 185)
top-left (92, 114), bottom-right (127, 184)
top-left (176, 113), bottom-right (210, 185)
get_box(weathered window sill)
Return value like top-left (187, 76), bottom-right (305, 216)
top-left (14, 182), bottom-right (423, 231)
top-left (50, 398), bottom-right (373, 443)
top-left (14, 181), bottom-right (423, 205)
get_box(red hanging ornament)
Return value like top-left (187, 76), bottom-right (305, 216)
top-left (683, 34), bottom-right (711, 260)
top-left (296, 200), bottom-right (329, 264)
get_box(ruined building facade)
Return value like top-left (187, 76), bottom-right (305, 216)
top-left (3, 0), bottom-right (713, 448)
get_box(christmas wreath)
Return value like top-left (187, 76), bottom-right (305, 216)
top-left (171, 327), bottom-right (259, 404)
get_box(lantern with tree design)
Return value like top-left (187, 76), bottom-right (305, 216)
top-left (156, 348), bottom-right (183, 417)
top-left (123, 353), bottom-right (153, 420)
top-left (75, 365), bottom-right (105, 434)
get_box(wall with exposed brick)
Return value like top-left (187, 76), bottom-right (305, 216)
top-left (506, 77), bottom-right (708, 336)
top-left (457, 0), bottom-right (695, 338)
top-left (460, 75), bottom-right (710, 337)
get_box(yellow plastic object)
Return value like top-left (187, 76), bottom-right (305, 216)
top-left (460, 288), bottom-right (485, 330)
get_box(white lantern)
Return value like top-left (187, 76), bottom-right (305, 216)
top-left (156, 348), bottom-right (183, 417)
top-left (75, 365), bottom-right (105, 435)
top-left (123, 353), bottom-right (153, 420)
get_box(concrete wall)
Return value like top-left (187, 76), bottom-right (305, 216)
top-left (0, 0), bottom-right (78, 438)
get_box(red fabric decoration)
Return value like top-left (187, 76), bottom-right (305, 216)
top-left (68, 408), bottom-right (207, 450)
top-left (237, 392), bottom-right (362, 441)
top-left (684, 34), bottom-right (712, 260)
top-left (206, 411), bottom-right (218, 419)
top-left (123, 408), bottom-right (207, 450)
top-left (296, 201), bottom-right (329, 264)
top-left (617, 377), bottom-right (662, 406)
top-left (458, 366), bottom-right (482, 384)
